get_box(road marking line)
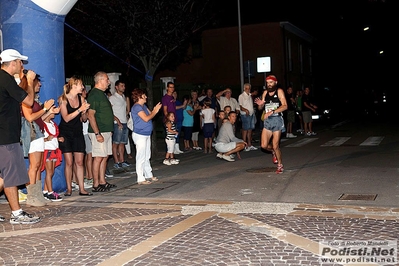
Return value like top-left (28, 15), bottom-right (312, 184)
top-left (360, 136), bottom-right (384, 146)
top-left (321, 137), bottom-right (351, 146)
top-left (285, 138), bottom-right (318, 147)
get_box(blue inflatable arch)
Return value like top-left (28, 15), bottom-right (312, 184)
top-left (0, 0), bottom-right (79, 192)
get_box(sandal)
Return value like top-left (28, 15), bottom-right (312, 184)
top-left (138, 180), bottom-right (152, 185)
top-left (79, 192), bottom-right (93, 196)
top-left (103, 182), bottom-right (117, 188)
top-left (146, 177), bottom-right (159, 182)
top-left (92, 184), bottom-right (110, 192)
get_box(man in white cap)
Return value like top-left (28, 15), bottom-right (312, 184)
top-left (0, 49), bottom-right (41, 224)
top-left (254, 75), bottom-right (287, 174)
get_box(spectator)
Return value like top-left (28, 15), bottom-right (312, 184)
top-left (126, 90), bottom-right (134, 159)
top-left (190, 90), bottom-right (202, 150)
top-left (131, 88), bottom-right (162, 184)
top-left (163, 112), bottom-right (180, 165)
top-left (182, 94), bottom-right (195, 151)
top-left (216, 88), bottom-right (240, 114)
top-left (162, 81), bottom-right (176, 122)
top-left (200, 88), bottom-right (218, 140)
top-left (214, 111), bottom-right (246, 162)
top-left (59, 76), bottom-right (92, 196)
top-left (172, 90), bottom-right (187, 154)
top-left (87, 72), bottom-right (117, 192)
top-left (285, 86), bottom-right (297, 138)
top-left (109, 80), bottom-right (130, 169)
top-left (251, 86), bottom-right (261, 141)
top-left (20, 73), bottom-right (55, 206)
top-left (217, 109), bottom-right (226, 131)
top-left (295, 89), bottom-right (304, 134)
top-left (0, 48), bottom-right (41, 224)
top-left (238, 83), bottom-right (257, 151)
top-left (81, 87), bottom-right (93, 188)
top-left (200, 99), bottom-right (216, 153)
top-left (41, 105), bottom-right (64, 201)
top-left (302, 87), bottom-right (318, 136)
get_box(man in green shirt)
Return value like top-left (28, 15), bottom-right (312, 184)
top-left (87, 71), bottom-right (116, 192)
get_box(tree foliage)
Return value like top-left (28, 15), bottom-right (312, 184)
top-left (66, 0), bottom-right (217, 152)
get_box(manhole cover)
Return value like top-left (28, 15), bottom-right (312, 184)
top-left (338, 194), bottom-right (377, 201)
top-left (246, 167), bottom-right (276, 173)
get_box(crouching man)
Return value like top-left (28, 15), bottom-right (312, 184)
top-left (214, 111), bottom-right (246, 162)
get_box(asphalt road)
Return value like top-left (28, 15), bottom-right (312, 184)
top-left (111, 118), bottom-right (399, 208)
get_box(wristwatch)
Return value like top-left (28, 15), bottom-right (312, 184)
top-left (95, 132), bottom-right (100, 136)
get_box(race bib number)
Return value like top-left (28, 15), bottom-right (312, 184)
top-left (265, 102), bottom-right (279, 113)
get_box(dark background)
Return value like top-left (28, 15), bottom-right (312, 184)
top-left (215, 0), bottom-right (394, 118)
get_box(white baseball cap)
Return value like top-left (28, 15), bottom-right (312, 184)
top-left (0, 49), bottom-right (28, 64)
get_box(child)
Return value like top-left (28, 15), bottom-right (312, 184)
top-left (164, 112), bottom-right (180, 166)
top-left (41, 107), bottom-right (64, 201)
top-left (200, 99), bottom-right (216, 153)
top-left (223, 105), bottom-right (238, 134)
top-left (182, 95), bottom-right (195, 151)
top-left (223, 105), bottom-right (232, 116)
top-left (218, 110), bottom-right (226, 131)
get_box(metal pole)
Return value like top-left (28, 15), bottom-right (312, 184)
top-left (238, 0), bottom-right (244, 91)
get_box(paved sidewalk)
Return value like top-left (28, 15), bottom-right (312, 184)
top-left (1, 129), bottom-right (398, 265)
top-left (1, 193), bottom-right (398, 265)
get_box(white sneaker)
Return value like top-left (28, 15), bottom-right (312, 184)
top-left (10, 211), bottom-right (41, 224)
top-left (71, 182), bottom-right (78, 191)
top-left (105, 169), bottom-right (113, 178)
top-left (245, 147), bottom-right (251, 152)
top-left (84, 178), bottom-right (93, 188)
top-left (163, 159), bottom-right (172, 165)
top-left (222, 154), bottom-right (235, 162)
top-left (170, 159), bottom-right (179, 164)
top-left (249, 146), bottom-right (258, 150)
top-left (216, 153), bottom-right (223, 158)
top-left (83, 181), bottom-right (92, 189)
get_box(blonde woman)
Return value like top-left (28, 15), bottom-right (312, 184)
top-left (58, 77), bottom-right (91, 196)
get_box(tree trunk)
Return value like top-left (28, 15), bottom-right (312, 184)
top-left (145, 79), bottom-right (159, 157)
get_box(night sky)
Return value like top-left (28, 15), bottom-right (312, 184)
top-left (215, 0), bottom-right (394, 99)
